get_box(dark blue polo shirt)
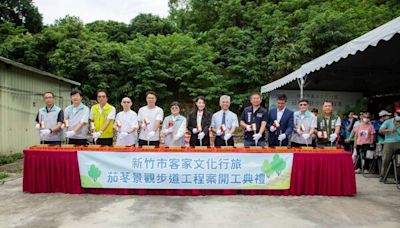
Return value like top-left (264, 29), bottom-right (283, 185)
top-left (240, 106), bottom-right (268, 141)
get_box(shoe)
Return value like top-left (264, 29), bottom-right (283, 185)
top-left (363, 170), bottom-right (369, 174)
top-left (355, 168), bottom-right (361, 174)
top-left (379, 176), bottom-right (384, 182)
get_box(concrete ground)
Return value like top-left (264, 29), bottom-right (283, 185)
top-left (0, 175), bottom-right (399, 228)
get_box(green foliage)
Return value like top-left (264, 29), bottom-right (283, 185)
top-left (270, 154), bottom-right (287, 176)
top-left (0, 172), bottom-right (9, 180)
top-left (0, 153), bottom-right (23, 166)
top-left (88, 164), bottom-right (101, 182)
top-left (129, 14), bottom-right (178, 38)
top-left (261, 160), bottom-right (274, 178)
top-left (0, 0), bottom-right (43, 33)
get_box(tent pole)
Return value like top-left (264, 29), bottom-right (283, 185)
top-left (297, 77), bottom-right (305, 99)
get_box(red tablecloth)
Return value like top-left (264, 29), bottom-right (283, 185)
top-left (23, 148), bottom-right (356, 196)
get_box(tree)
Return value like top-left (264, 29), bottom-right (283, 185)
top-left (86, 20), bottom-right (130, 43)
top-left (88, 164), bottom-right (101, 182)
top-left (129, 14), bottom-right (177, 39)
top-left (0, 0), bottom-right (43, 33)
top-left (261, 160), bottom-right (274, 178)
top-left (270, 154), bottom-right (286, 176)
top-left (121, 33), bottom-right (227, 111)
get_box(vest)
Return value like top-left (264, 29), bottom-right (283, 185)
top-left (317, 114), bottom-right (339, 144)
top-left (65, 103), bottom-right (89, 139)
top-left (38, 105), bottom-right (62, 141)
top-left (92, 103), bottom-right (114, 138)
top-left (163, 115), bottom-right (186, 146)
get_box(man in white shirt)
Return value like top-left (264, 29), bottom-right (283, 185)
top-left (211, 95), bottom-right (239, 146)
top-left (138, 91), bottom-right (164, 146)
top-left (115, 97), bottom-right (139, 146)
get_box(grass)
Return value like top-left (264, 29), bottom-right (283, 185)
top-left (0, 153), bottom-right (23, 166)
top-left (0, 172), bottom-right (9, 180)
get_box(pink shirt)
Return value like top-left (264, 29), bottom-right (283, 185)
top-left (353, 124), bottom-right (375, 145)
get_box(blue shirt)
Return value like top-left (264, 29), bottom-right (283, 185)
top-left (372, 119), bottom-right (385, 143)
top-left (379, 118), bottom-right (400, 143)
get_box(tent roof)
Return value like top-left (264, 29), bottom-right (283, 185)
top-left (261, 16), bottom-right (400, 97)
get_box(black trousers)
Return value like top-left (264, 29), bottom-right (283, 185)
top-left (68, 138), bottom-right (88, 145)
top-left (355, 144), bottom-right (372, 170)
top-left (94, 138), bottom-right (113, 146)
top-left (138, 139), bottom-right (160, 146)
top-left (189, 134), bottom-right (210, 146)
top-left (214, 136), bottom-right (234, 146)
top-left (291, 142), bottom-right (309, 148)
top-left (41, 141), bottom-right (61, 145)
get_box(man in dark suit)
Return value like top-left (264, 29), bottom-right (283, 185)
top-left (267, 94), bottom-right (294, 146)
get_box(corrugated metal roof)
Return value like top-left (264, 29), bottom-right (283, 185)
top-left (261, 16), bottom-right (400, 93)
top-left (0, 56), bottom-right (81, 86)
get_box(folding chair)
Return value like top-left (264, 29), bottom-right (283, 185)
top-left (383, 149), bottom-right (400, 190)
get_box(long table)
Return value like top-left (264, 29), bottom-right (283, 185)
top-left (23, 146), bottom-right (356, 196)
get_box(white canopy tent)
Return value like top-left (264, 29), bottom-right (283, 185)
top-left (261, 16), bottom-right (400, 98)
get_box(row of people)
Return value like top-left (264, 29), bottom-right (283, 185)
top-left (35, 90), bottom-right (348, 148)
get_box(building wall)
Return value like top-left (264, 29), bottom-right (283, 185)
top-left (0, 62), bottom-right (74, 155)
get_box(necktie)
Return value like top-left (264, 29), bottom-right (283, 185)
top-left (221, 112), bottom-right (226, 137)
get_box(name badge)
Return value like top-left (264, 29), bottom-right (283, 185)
top-left (256, 113), bottom-right (263, 118)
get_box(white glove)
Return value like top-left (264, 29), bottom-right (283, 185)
top-left (302, 133), bottom-right (311, 140)
top-left (192, 128), bottom-right (199, 134)
top-left (65, 130), bottom-right (76, 138)
top-left (147, 131), bottom-right (155, 139)
top-left (278, 133), bottom-right (286, 141)
top-left (246, 125), bottom-right (252, 132)
top-left (198, 131), bottom-right (205, 140)
top-left (40, 129), bottom-right (51, 135)
top-left (163, 128), bottom-right (173, 135)
top-left (317, 131), bottom-right (323, 138)
top-left (224, 133), bottom-right (232, 141)
top-left (92, 131), bottom-right (101, 141)
top-left (120, 131), bottom-right (129, 138)
top-left (270, 126), bottom-right (277, 132)
top-left (173, 134), bottom-right (180, 141)
top-left (35, 123), bottom-right (40, 129)
top-left (216, 129), bottom-right (223, 136)
top-left (329, 133), bottom-right (338, 142)
top-left (252, 133), bottom-right (262, 141)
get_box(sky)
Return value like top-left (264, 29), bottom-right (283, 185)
top-left (33, 0), bottom-right (170, 25)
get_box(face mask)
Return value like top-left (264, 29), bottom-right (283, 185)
top-left (395, 116), bottom-right (400, 121)
top-left (363, 118), bottom-right (369, 123)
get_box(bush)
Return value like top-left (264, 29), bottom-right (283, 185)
top-left (0, 153), bottom-right (23, 166)
top-left (0, 172), bottom-right (9, 180)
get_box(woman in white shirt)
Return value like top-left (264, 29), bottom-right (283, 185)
top-left (114, 97), bottom-right (138, 146)
top-left (162, 102), bottom-right (187, 146)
